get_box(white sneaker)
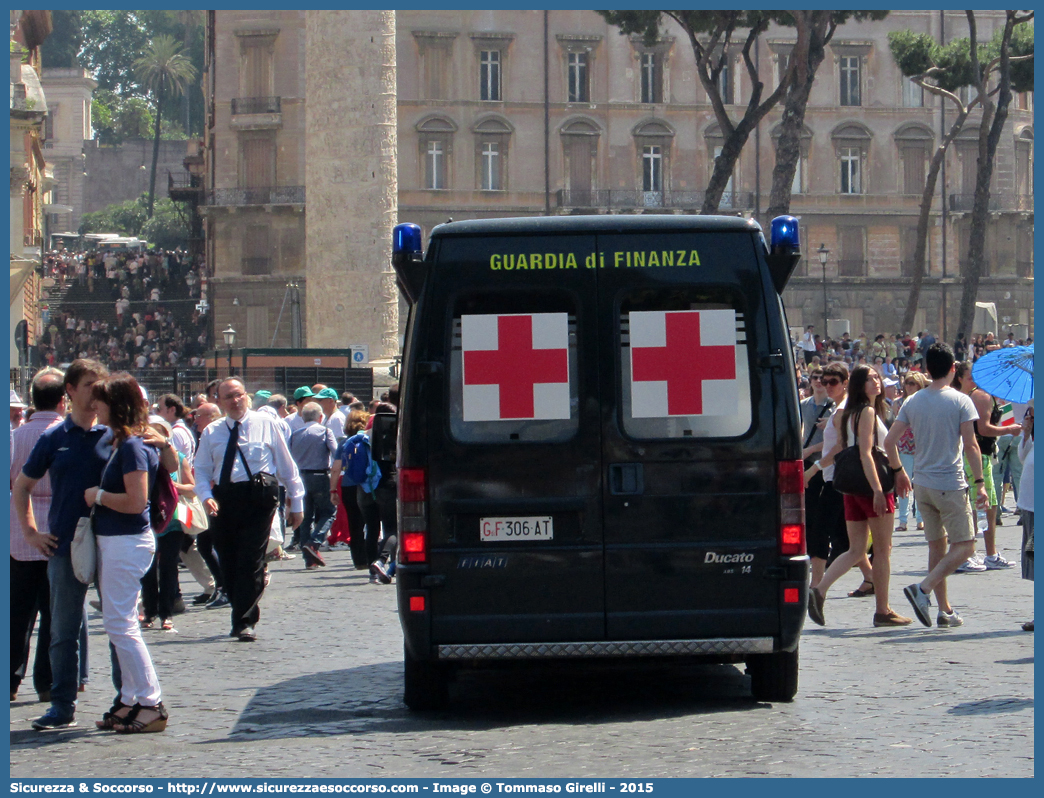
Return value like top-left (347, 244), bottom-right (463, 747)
top-left (956, 557), bottom-right (987, 573)
top-left (937, 609), bottom-right (964, 627)
top-left (984, 554), bottom-right (1015, 570)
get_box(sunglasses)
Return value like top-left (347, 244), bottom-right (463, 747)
top-left (809, 375), bottom-right (823, 381)
top-left (821, 378), bottom-right (842, 387)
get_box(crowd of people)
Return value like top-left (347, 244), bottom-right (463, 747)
top-left (10, 359), bottom-right (399, 734)
top-left (798, 342), bottom-right (1033, 632)
top-left (36, 247), bottom-right (211, 371)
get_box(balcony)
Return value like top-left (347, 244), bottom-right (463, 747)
top-left (231, 96), bottom-right (281, 115)
top-left (207, 186), bottom-right (305, 206)
top-left (168, 171), bottom-right (204, 201)
top-left (555, 189), bottom-right (755, 213)
top-left (948, 193), bottom-right (1034, 213)
top-left (838, 259), bottom-right (866, 277)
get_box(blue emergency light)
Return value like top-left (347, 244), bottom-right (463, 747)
top-left (770, 215), bottom-right (800, 254)
top-left (393, 223), bottom-right (423, 257)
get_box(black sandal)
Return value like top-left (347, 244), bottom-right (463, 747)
top-left (95, 699), bottom-right (129, 730)
top-left (848, 580), bottom-right (875, 598)
top-left (113, 702), bottom-right (168, 734)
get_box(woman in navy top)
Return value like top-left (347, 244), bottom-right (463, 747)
top-left (84, 373), bottom-right (167, 733)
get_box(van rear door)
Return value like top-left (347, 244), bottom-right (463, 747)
top-left (595, 231), bottom-right (781, 640)
top-left (422, 234), bottom-right (605, 644)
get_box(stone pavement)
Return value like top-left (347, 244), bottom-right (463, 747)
top-left (9, 518), bottom-right (1034, 779)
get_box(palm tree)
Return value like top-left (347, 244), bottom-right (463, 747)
top-left (134, 35), bottom-right (197, 218)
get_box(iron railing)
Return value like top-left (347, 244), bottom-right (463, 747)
top-left (555, 189), bottom-right (754, 211)
top-left (948, 193), bottom-right (1034, 212)
top-left (207, 186), bottom-right (305, 206)
top-left (231, 96), bottom-right (281, 115)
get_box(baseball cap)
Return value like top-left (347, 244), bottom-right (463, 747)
top-left (147, 414), bottom-right (173, 437)
top-left (254, 390), bottom-right (272, 402)
top-left (883, 377), bottom-right (899, 388)
top-left (9, 389), bottom-right (26, 408)
top-left (315, 388), bottom-right (339, 400)
top-left (293, 386), bottom-right (314, 401)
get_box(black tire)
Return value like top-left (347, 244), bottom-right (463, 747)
top-left (403, 645), bottom-right (449, 711)
top-left (747, 647), bottom-right (799, 703)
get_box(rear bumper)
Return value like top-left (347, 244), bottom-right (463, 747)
top-left (437, 637), bottom-right (773, 660)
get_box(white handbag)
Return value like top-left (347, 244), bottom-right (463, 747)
top-left (70, 513), bottom-right (96, 585)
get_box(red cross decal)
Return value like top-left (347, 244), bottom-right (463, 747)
top-left (631, 311), bottom-right (736, 415)
top-left (464, 315), bottom-right (569, 419)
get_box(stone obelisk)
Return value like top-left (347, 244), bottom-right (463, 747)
top-left (305, 10), bottom-right (398, 360)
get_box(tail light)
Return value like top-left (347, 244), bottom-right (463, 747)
top-left (778, 460), bottom-right (806, 556)
top-left (398, 467), bottom-right (428, 564)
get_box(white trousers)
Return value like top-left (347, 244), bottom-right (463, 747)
top-left (97, 532), bottom-right (162, 706)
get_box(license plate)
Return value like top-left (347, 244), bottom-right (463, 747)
top-left (480, 516), bottom-right (553, 542)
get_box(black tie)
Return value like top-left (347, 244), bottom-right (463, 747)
top-left (218, 421), bottom-right (240, 486)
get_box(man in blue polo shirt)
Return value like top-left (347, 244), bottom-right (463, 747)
top-left (13, 359), bottom-right (110, 729)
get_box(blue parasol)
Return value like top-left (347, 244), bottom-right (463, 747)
top-left (971, 345), bottom-right (1034, 404)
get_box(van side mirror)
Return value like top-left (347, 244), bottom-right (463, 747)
top-left (370, 412), bottom-right (398, 462)
top-left (392, 223), bottom-right (427, 305)
top-left (765, 252), bottom-right (801, 294)
top-left (766, 214), bottom-right (801, 294)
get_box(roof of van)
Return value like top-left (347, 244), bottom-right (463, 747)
top-left (428, 214), bottom-right (763, 238)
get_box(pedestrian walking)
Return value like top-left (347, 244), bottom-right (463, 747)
top-left (193, 378), bottom-right (304, 642)
top-left (288, 402), bottom-right (338, 569)
top-left (1017, 401), bottom-right (1033, 632)
top-left (883, 343), bottom-right (990, 628)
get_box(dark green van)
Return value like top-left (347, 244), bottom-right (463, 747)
top-left (390, 215), bottom-right (809, 709)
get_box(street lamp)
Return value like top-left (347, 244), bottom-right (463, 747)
top-left (222, 325), bottom-right (236, 376)
top-left (818, 244), bottom-right (830, 339)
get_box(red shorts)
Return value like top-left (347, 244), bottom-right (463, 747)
top-left (843, 492), bottom-right (896, 521)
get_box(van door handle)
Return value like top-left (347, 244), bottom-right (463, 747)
top-left (609, 463), bottom-right (644, 495)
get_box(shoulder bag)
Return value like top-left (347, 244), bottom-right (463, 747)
top-left (832, 412), bottom-right (895, 497)
top-left (72, 447), bottom-right (119, 585)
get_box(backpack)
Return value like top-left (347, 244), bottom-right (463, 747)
top-left (343, 433), bottom-right (382, 493)
top-left (150, 466), bottom-right (179, 535)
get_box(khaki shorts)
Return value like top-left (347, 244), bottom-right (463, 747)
top-left (914, 484), bottom-right (976, 544)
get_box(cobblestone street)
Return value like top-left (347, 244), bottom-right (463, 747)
top-left (10, 521), bottom-right (1034, 778)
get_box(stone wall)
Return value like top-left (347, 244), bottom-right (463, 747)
top-left (305, 10), bottom-right (398, 357)
top-left (83, 139), bottom-right (189, 215)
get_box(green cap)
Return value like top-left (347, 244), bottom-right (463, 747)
top-left (254, 390), bottom-right (272, 401)
top-left (293, 386), bottom-right (314, 401)
top-left (315, 387), bottom-right (339, 400)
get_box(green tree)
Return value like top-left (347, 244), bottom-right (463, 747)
top-left (79, 197), bottom-right (148, 237)
top-left (956, 11), bottom-right (1034, 339)
top-left (92, 90), bottom-right (155, 144)
top-left (600, 11), bottom-right (888, 216)
top-left (133, 35), bottom-right (198, 218)
top-left (140, 199), bottom-right (191, 250)
top-left (40, 10), bottom-right (82, 68)
top-left (600, 11), bottom-right (788, 213)
top-left (889, 24), bottom-right (1031, 332)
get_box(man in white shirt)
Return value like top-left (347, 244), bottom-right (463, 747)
top-left (800, 325), bottom-right (817, 365)
top-left (287, 386), bottom-right (316, 434)
top-left (194, 378), bottom-right (304, 641)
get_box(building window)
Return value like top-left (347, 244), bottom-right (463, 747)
top-left (839, 147), bottom-right (862, 194)
top-left (414, 32), bottom-right (458, 101)
top-left (426, 141), bottom-right (445, 189)
top-left (642, 145), bottom-right (662, 192)
top-left (238, 34), bottom-right (276, 99)
top-left (838, 227), bottom-right (866, 276)
top-left (839, 55), bottom-right (861, 106)
top-left (480, 49), bottom-right (501, 101)
top-left (480, 142), bottom-right (501, 190)
top-left (568, 51), bottom-right (589, 102)
top-left (717, 57), bottom-right (733, 105)
top-left (44, 105), bottom-right (55, 142)
top-left (560, 118), bottom-right (600, 201)
top-left (640, 52), bottom-right (660, 103)
top-left (902, 77), bottom-right (924, 108)
top-left (417, 114), bottom-right (457, 191)
top-left (1016, 133), bottom-right (1033, 197)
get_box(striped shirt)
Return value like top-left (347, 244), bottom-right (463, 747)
top-left (10, 410), bottom-right (63, 562)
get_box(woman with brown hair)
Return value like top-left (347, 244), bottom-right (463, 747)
top-left (809, 365), bottom-right (912, 628)
top-left (84, 373), bottom-right (167, 733)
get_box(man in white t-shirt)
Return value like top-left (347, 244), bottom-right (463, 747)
top-left (800, 325), bottom-right (817, 365)
top-left (885, 342), bottom-right (988, 628)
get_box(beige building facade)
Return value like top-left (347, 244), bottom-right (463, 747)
top-left (39, 66), bottom-right (95, 236)
top-left (204, 10), bottom-right (1033, 351)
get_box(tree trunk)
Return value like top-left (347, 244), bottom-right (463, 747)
top-left (147, 82), bottom-right (165, 219)
top-left (901, 105), bottom-right (970, 332)
top-left (956, 19), bottom-right (1014, 339)
top-left (702, 116), bottom-right (755, 213)
top-left (765, 12), bottom-right (830, 220)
